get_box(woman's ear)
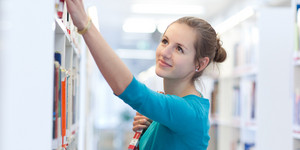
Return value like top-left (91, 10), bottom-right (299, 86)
top-left (195, 57), bottom-right (209, 72)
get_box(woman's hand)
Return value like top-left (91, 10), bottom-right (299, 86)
top-left (132, 112), bottom-right (152, 132)
top-left (65, 0), bottom-right (89, 30)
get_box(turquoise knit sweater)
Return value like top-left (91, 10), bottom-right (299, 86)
top-left (118, 77), bottom-right (210, 149)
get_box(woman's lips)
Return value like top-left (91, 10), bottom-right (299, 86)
top-left (158, 59), bottom-right (172, 67)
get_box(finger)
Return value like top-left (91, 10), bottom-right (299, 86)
top-left (144, 120), bottom-right (151, 126)
top-left (133, 125), bottom-right (148, 132)
top-left (132, 119), bottom-right (143, 126)
top-left (136, 112), bottom-right (143, 116)
top-left (146, 118), bottom-right (153, 123)
top-left (133, 116), bottom-right (148, 121)
top-left (132, 120), bottom-right (139, 126)
top-left (142, 119), bottom-right (152, 126)
top-left (134, 119), bottom-right (151, 126)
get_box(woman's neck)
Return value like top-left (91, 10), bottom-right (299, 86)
top-left (163, 78), bottom-right (198, 97)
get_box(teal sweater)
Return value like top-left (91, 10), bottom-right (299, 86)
top-left (118, 77), bottom-right (210, 149)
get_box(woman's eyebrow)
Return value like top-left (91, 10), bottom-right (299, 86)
top-left (162, 35), bottom-right (168, 40)
top-left (163, 35), bottom-right (189, 50)
top-left (177, 43), bottom-right (188, 50)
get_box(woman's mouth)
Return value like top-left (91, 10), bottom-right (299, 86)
top-left (158, 59), bottom-right (172, 67)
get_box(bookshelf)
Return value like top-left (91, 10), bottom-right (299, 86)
top-left (209, 6), bottom-right (294, 150)
top-left (52, 1), bottom-right (83, 150)
top-left (210, 14), bottom-right (258, 150)
top-left (0, 0), bottom-right (55, 150)
top-left (257, 7), bottom-right (293, 150)
top-left (294, 1), bottom-right (300, 149)
top-left (0, 1), bottom-right (86, 150)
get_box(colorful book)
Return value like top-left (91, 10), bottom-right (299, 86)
top-left (61, 78), bottom-right (67, 148)
top-left (54, 61), bottom-right (61, 139)
top-left (52, 63), bottom-right (56, 139)
top-left (67, 72), bottom-right (73, 138)
top-left (54, 52), bottom-right (62, 141)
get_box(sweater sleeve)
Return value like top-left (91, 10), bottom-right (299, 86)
top-left (118, 76), bottom-right (203, 133)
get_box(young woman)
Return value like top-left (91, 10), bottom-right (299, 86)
top-left (66, 0), bottom-right (226, 149)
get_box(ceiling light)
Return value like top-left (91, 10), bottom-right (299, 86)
top-left (131, 4), bottom-right (204, 15)
top-left (122, 18), bottom-right (156, 33)
top-left (116, 49), bottom-right (156, 60)
top-left (157, 19), bottom-right (175, 33)
top-left (215, 7), bottom-right (255, 34)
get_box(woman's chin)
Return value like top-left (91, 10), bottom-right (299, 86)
top-left (156, 73), bottom-right (164, 78)
top-left (155, 68), bottom-right (165, 78)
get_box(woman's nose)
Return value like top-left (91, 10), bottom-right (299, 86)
top-left (161, 45), bottom-right (172, 59)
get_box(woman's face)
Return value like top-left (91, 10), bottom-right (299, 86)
top-left (155, 22), bottom-right (197, 81)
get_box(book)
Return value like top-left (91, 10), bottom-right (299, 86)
top-left (53, 52), bottom-right (63, 149)
top-left (61, 78), bottom-right (67, 148)
top-left (67, 72), bottom-right (73, 141)
top-left (240, 78), bottom-right (256, 122)
top-left (53, 61), bottom-right (61, 139)
top-left (53, 63), bottom-right (56, 140)
top-left (54, 52), bottom-right (62, 141)
top-left (233, 85), bottom-right (241, 117)
top-left (56, 0), bottom-right (64, 19)
top-left (294, 88), bottom-right (300, 125)
top-left (210, 81), bottom-right (219, 116)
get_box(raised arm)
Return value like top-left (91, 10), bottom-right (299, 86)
top-left (66, 0), bottom-right (132, 95)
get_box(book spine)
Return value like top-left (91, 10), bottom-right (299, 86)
top-left (296, 3), bottom-right (300, 59)
top-left (53, 64), bottom-right (56, 140)
top-left (128, 130), bottom-right (143, 150)
top-left (61, 78), bottom-right (67, 148)
top-left (68, 72), bottom-right (73, 137)
top-left (296, 88), bottom-right (300, 126)
top-left (54, 62), bottom-right (60, 139)
top-left (57, 0), bottom-right (64, 19)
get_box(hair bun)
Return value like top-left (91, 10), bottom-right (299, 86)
top-left (214, 37), bottom-right (227, 63)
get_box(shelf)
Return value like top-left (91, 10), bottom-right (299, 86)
top-left (293, 133), bottom-right (300, 140)
top-left (55, 17), bottom-right (66, 34)
top-left (293, 125), bottom-right (300, 139)
top-left (53, 14), bottom-right (81, 150)
top-left (72, 43), bottom-right (80, 56)
top-left (293, 51), bottom-right (300, 66)
top-left (52, 137), bottom-right (62, 149)
top-left (294, 125), bottom-right (300, 139)
top-left (210, 116), bottom-right (258, 132)
top-left (52, 133), bottom-right (78, 150)
top-left (210, 116), bottom-right (219, 126)
top-left (55, 17), bottom-right (80, 56)
top-left (243, 121), bottom-right (257, 131)
top-left (232, 65), bottom-right (257, 78)
top-left (295, 60), bottom-right (300, 66)
top-left (210, 117), bottom-right (242, 128)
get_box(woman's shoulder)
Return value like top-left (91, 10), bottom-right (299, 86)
top-left (182, 95), bottom-right (210, 115)
top-left (183, 94), bottom-right (209, 103)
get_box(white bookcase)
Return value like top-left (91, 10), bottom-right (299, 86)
top-left (52, 16), bottom-right (82, 150)
top-left (210, 12), bottom-right (258, 150)
top-left (293, 1), bottom-right (300, 149)
top-left (0, 0), bottom-right (55, 150)
top-left (0, 1), bottom-right (87, 150)
top-left (256, 7), bottom-right (293, 150)
top-left (209, 6), bottom-right (294, 150)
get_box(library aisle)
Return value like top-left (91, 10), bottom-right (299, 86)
top-left (0, 0), bottom-right (297, 150)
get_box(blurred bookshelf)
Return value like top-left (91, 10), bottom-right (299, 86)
top-left (208, 6), bottom-right (294, 150)
top-left (52, 1), bottom-right (82, 149)
top-left (294, 1), bottom-right (300, 149)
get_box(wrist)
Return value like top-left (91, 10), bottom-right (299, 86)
top-left (77, 16), bottom-right (89, 30)
top-left (77, 17), bottom-right (92, 35)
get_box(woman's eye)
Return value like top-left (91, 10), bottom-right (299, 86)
top-left (177, 46), bottom-right (184, 53)
top-left (161, 39), bottom-right (168, 45)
